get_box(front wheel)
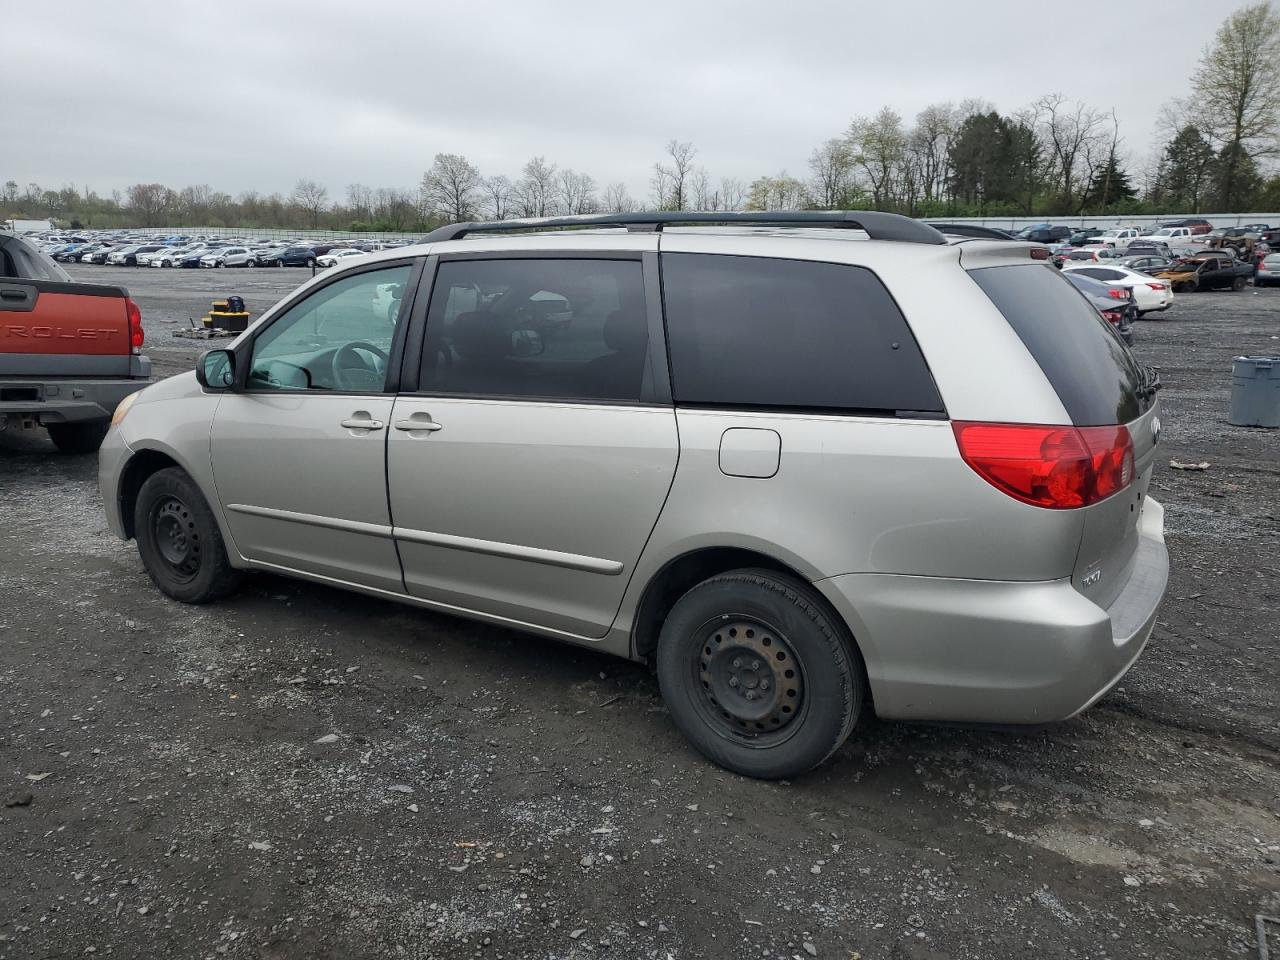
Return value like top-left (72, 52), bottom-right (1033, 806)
top-left (134, 467), bottom-right (243, 603)
top-left (1232, 276), bottom-right (1247, 291)
top-left (46, 420), bottom-right (108, 454)
top-left (656, 569), bottom-right (863, 779)
top-left (307, 258), bottom-right (316, 268)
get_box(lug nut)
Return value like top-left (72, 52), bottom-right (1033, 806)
top-left (732, 658), bottom-right (742, 669)
top-left (751, 659), bottom-right (761, 670)
top-left (729, 676), bottom-right (738, 687)
top-left (760, 679), bottom-right (770, 690)
top-left (745, 691), bottom-right (756, 701)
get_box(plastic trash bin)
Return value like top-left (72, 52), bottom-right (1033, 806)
top-left (1229, 356), bottom-right (1280, 428)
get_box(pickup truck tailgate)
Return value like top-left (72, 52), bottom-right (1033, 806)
top-left (0, 279), bottom-right (135, 377)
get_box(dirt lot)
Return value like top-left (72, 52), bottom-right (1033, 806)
top-left (1, 263), bottom-right (1278, 960)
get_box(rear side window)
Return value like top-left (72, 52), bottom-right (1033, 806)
top-left (969, 265), bottom-right (1144, 426)
top-left (660, 253), bottom-right (942, 415)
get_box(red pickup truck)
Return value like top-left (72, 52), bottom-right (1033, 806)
top-left (1, 232), bottom-right (151, 452)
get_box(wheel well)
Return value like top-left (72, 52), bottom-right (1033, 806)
top-left (632, 548), bottom-right (802, 662)
top-left (118, 450), bottom-right (181, 539)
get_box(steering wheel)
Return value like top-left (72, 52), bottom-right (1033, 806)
top-left (331, 340), bottom-right (389, 392)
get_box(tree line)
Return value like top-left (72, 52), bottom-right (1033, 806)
top-left (6, 3), bottom-right (1279, 233)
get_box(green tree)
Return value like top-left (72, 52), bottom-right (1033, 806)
top-left (1189, 1), bottom-right (1280, 209)
top-left (1081, 154), bottom-right (1137, 211)
top-left (1154, 126), bottom-right (1217, 211)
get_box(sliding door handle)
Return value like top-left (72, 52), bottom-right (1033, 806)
top-left (394, 418), bottom-right (443, 432)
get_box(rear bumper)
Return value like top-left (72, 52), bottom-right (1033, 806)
top-left (0, 365), bottom-right (152, 425)
top-left (815, 498), bottom-right (1169, 725)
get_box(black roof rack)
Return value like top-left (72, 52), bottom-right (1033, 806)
top-left (926, 223), bottom-right (1017, 240)
top-left (423, 211), bottom-right (948, 246)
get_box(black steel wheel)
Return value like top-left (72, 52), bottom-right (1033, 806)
top-left (656, 568), bottom-right (864, 779)
top-left (46, 420), bottom-right (108, 454)
top-left (692, 617), bottom-right (807, 746)
top-left (134, 467), bottom-right (242, 603)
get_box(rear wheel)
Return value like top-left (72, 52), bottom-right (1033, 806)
top-left (1232, 276), bottom-right (1247, 291)
top-left (656, 569), bottom-right (863, 779)
top-left (306, 258), bottom-right (316, 268)
top-left (134, 467), bottom-right (242, 603)
top-left (46, 420), bottom-right (108, 454)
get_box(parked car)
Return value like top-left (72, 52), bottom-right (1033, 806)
top-left (98, 210), bottom-right (1168, 780)
top-left (1139, 226), bottom-right (1193, 244)
top-left (1061, 248), bottom-right (1120, 264)
top-left (1161, 218), bottom-right (1212, 235)
top-left (316, 248), bottom-right (366, 268)
top-left (85, 246), bottom-right (116, 265)
top-left (1152, 251), bottom-right (1254, 291)
top-left (179, 249), bottom-right (214, 268)
top-left (1014, 223), bottom-right (1073, 244)
top-left (108, 244), bottom-right (165, 266)
top-left (200, 246), bottom-right (250, 268)
top-left (0, 233), bottom-right (152, 452)
top-left (152, 244), bottom-right (206, 268)
top-left (1255, 253), bottom-right (1280, 287)
top-left (1062, 270), bottom-right (1139, 344)
top-left (1123, 239), bottom-right (1175, 259)
top-left (1118, 254), bottom-right (1175, 275)
top-left (221, 248), bottom-right (275, 268)
top-left (273, 246), bottom-right (319, 267)
top-left (1063, 264), bottom-right (1173, 316)
top-left (136, 247), bottom-right (181, 268)
top-left (1095, 227), bottom-right (1142, 251)
top-left (1067, 229), bottom-right (1106, 247)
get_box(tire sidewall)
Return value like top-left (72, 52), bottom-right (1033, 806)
top-left (656, 572), bottom-right (861, 779)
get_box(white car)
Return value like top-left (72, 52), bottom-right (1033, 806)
top-left (1094, 227), bottom-right (1142, 252)
top-left (152, 244), bottom-right (206, 267)
top-left (1063, 263), bottom-right (1174, 316)
top-left (200, 246), bottom-right (249, 268)
top-left (136, 247), bottom-right (179, 267)
top-left (316, 248), bottom-right (366, 268)
top-left (1139, 226), bottom-right (1193, 244)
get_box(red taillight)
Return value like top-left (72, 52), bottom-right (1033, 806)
top-left (126, 298), bottom-right (144, 353)
top-left (1145, 282), bottom-right (1167, 291)
top-left (1107, 288), bottom-right (1128, 299)
top-left (1030, 247), bottom-right (1049, 260)
top-left (952, 422), bottom-right (1135, 509)
top-left (1101, 309), bottom-right (1124, 326)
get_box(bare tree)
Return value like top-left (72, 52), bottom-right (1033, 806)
top-left (291, 179), bottom-right (329, 228)
top-left (690, 168), bottom-right (713, 210)
top-left (909, 104), bottom-right (958, 205)
top-left (601, 181), bottom-right (633, 213)
top-left (1188, 1), bottom-right (1280, 208)
top-left (808, 138), bottom-right (855, 209)
top-left (556, 168), bottom-right (597, 215)
top-left (514, 156), bottom-right (557, 218)
top-left (481, 175), bottom-right (513, 220)
top-left (421, 153), bottom-right (481, 223)
top-left (374, 187), bottom-right (417, 230)
top-left (1031, 94), bottom-right (1108, 210)
top-left (651, 139), bottom-right (697, 210)
top-left (126, 183), bottom-right (170, 226)
top-left (719, 178), bottom-right (747, 212)
top-left (346, 183), bottom-right (374, 219)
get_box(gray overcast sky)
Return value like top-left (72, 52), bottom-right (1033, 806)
top-left (4, 0), bottom-right (1254, 203)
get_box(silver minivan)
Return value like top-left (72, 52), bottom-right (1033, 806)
top-left (99, 211), bottom-right (1169, 779)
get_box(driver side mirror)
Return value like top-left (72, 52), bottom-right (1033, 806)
top-left (196, 349), bottom-right (237, 391)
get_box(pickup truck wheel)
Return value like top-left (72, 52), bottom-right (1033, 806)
top-left (46, 421), bottom-right (108, 454)
top-left (135, 467), bottom-right (242, 604)
top-left (1232, 276), bottom-right (1247, 291)
top-left (656, 569), bottom-right (863, 780)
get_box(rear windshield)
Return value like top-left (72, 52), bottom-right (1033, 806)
top-left (969, 264), bottom-right (1145, 426)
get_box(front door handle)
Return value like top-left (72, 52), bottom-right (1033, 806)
top-left (340, 417), bottom-right (385, 431)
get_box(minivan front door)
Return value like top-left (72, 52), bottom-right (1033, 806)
top-left (209, 261), bottom-right (416, 593)
top-left (387, 250), bottom-right (677, 638)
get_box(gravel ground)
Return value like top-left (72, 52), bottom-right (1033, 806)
top-left (1, 263), bottom-right (1278, 960)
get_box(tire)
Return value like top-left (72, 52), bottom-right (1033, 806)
top-left (46, 420), bottom-right (109, 454)
top-left (655, 568), bottom-right (863, 779)
top-left (1232, 276), bottom-right (1247, 291)
top-left (134, 467), bottom-right (242, 604)
top-left (307, 258), bottom-right (316, 268)
top-left (247, 259), bottom-right (256, 268)
top-left (275, 260), bottom-right (284, 268)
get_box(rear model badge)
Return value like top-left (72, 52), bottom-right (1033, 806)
top-left (1082, 568), bottom-right (1102, 588)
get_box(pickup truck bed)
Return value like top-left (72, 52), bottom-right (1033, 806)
top-left (1, 234), bottom-right (152, 452)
